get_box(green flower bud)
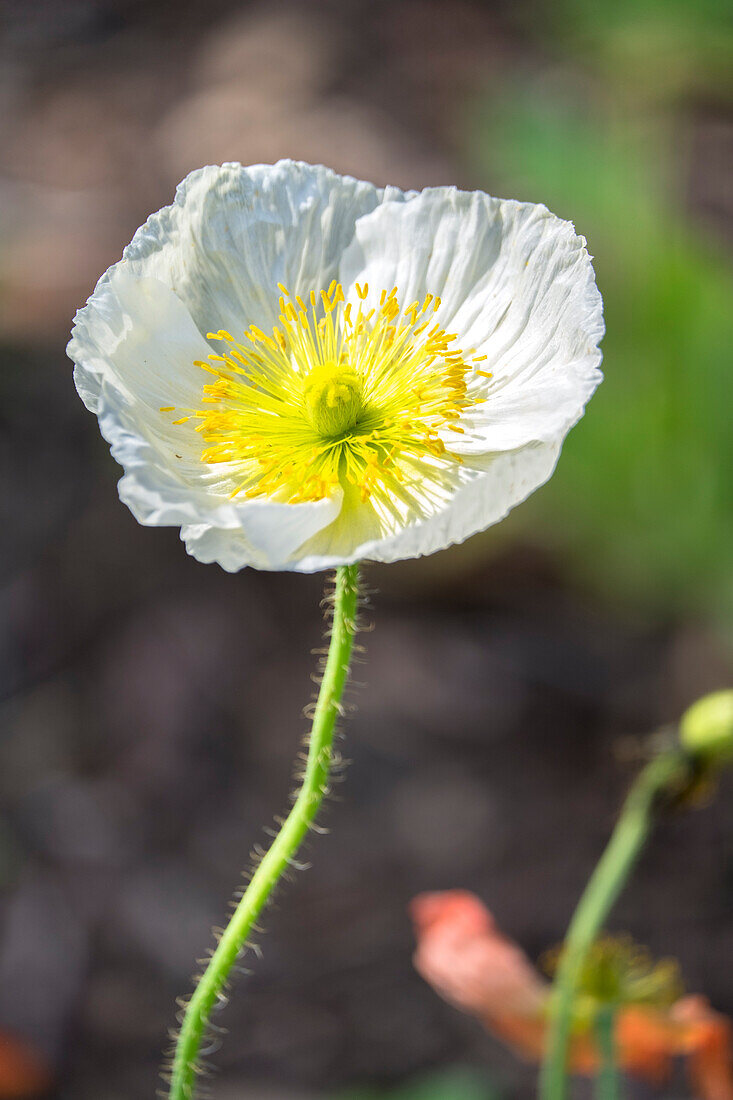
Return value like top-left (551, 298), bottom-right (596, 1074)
top-left (679, 690), bottom-right (733, 764)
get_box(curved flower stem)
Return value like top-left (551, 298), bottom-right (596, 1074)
top-left (593, 1005), bottom-right (618, 1100)
top-left (538, 749), bottom-right (693, 1100)
top-left (168, 564), bottom-right (360, 1100)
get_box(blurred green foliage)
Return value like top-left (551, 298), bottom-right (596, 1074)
top-left (471, 2), bottom-right (733, 625)
top-left (334, 1066), bottom-right (501, 1100)
top-left (539, 0), bottom-right (733, 102)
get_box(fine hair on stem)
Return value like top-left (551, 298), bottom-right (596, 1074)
top-left (164, 564), bottom-right (361, 1100)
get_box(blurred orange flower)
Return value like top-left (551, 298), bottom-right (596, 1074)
top-left (0, 1031), bottom-right (50, 1098)
top-left (411, 890), bottom-right (733, 1099)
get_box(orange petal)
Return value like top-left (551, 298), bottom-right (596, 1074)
top-left (614, 1007), bottom-right (678, 1081)
top-left (411, 891), bottom-right (547, 1024)
top-left (410, 891), bottom-right (496, 937)
top-left (673, 997), bottom-right (733, 1100)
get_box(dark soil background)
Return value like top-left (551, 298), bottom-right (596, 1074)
top-left (0, 1), bottom-right (731, 1098)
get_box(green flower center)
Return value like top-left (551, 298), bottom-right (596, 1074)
top-left (303, 362), bottom-right (364, 437)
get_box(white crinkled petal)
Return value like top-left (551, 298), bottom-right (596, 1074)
top-left (452, 372), bottom-right (599, 454)
top-left (71, 268), bottom-right (211, 423)
top-left (72, 268), bottom-right (234, 499)
top-left (179, 524), bottom-right (272, 573)
top-left (338, 187), bottom-right (603, 455)
top-left (176, 492), bottom-right (343, 572)
top-left (292, 444), bottom-right (561, 571)
top-left (364, 444), bottom-right (562, 563)
top-left (119, 160), bottom-right (411, 338)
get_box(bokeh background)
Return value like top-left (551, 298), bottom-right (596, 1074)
top-left (1, 0), bottom-right (732, 1097)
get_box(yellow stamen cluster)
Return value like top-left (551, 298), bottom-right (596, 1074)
top-left (164, 282), bottom-right (491, 524)
top-left (543, 936), bottom-right (683, 1015)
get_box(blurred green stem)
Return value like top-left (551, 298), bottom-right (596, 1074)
top-left (594, 1004), bottom-right (618, 1100)
top-left (168, 564), bottom-right (360, 1100)
top-left (538, 749), bottom-right (692, 1100)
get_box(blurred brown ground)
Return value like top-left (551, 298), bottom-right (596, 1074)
top-left (0, 1), bottom-right (731, 1098)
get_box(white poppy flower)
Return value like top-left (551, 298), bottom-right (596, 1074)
top-left (69, 160), bottom-right (603, 573)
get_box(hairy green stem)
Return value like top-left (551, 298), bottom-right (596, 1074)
top-left (538, 749), bottom-right (692, 1100)
top-left (168, 564), bottom-right (360, 1100)
top-left (594, 1005), bottom-right (618, 1100)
